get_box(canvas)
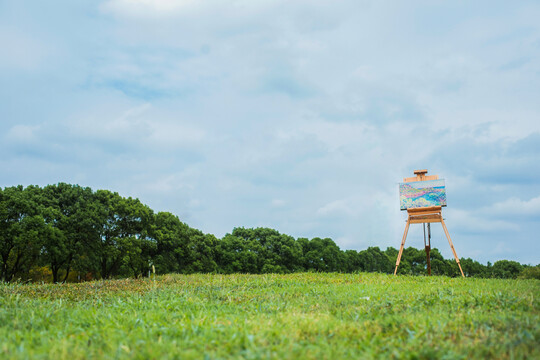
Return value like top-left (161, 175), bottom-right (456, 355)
top-left (399, 179), bottom-right (446, 210)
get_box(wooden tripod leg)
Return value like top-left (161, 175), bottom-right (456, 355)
top-left (425, 244), bottom-right (431, 276)
top-left (440, 217), bottom-right (465, 278)
top-left (394, 218), bottom-right (411, 275)
top-left (426, 223), bottom-right (431, 276)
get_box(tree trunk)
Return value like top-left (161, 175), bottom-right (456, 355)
top-left (52, 266), bottom-right (59, 283)
top-left (62, 254), bottom-right (73, 283)
top-left (10, 251), bottom-right (23, 281)
top-left (62, 264), bottom-right (70, 283)
top-left (101, 259), bottom-right (108, 279)
top-left (0, 244), bottom-right (14, 282)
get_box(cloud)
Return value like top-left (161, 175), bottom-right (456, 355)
top-left (271, 199), bottom-right (287, 208)
top-left (101, 0), bottom-right (198, 18)
top-left (486, 196), bottom-right (540, 219)
top-left (0, 26), bottom-right (52, 71)
top-left (61, 102), bottom-right (207, 151)
top-left (447, 208), bottom-right (519, 233)
top-left (5, 125), bottom-right (40, 143)
top-left (317, 199), bottom-right (355, 217)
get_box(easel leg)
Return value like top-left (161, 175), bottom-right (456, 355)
top-left (394, 218), bottom-right (411, 275)
top-left (426, 223), bottom-right (431, 276)
top-left (440, 218), bottom-right (465, 278)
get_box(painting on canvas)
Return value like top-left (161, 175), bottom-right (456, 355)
top-left (399, 179), bottom-right (447, 210)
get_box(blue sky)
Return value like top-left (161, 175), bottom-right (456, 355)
top-left (1, 0), bottom-right (539, 264)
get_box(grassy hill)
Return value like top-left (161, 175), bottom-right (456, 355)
top-left (1, 273), bottom-right (538, 359)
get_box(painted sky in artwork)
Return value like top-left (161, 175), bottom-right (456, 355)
top-left (399, 180), bottom-right (447, 210)
top-left (1, 1), bottom-right (539, 264)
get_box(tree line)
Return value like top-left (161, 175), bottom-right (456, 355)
top-left (1, 184), bottom-right (537, 283)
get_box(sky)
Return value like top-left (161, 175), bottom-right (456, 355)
top-left (1, 0), bottom-right (539, 265)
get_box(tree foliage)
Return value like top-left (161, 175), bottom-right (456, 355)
top-left (0, 184), bottom-right (533, 282)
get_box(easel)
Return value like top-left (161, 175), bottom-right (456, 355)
top-left (394, 170), bottom-right (465, 277)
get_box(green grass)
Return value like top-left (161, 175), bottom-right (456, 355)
top-left (1, 273), bottom-right (538, 359)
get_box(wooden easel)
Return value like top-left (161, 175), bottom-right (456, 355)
top-left (394, 170), bottom-right (465, 277)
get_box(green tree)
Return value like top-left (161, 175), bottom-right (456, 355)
top-left (300, 237), bottom-right (344, 272)
top-left (343, 250), bottom-right (362, 272)
top-left (189, 234), bottom-right (218, 273)
top-left (518, 265), bottom-right (540, 280)
top-left (40, 184), bottom-right (99, 282)
top-left (116, 196), bottom-right (154, 277)
top-left (230, 228), bottom-right (303, 273)
top-left (0, 186), bottom-right (44, 282)
top-left (357, 247), bottom-right (393, 273)
top-left (491, 260), bottom-right (523, 279)
top-left (153, 211), bottom-right (195, 274)
top-left (94, 190), bottom-right (154, 278)
top-left (460, 257), bottom-right (488, 278)
top-left (216, 234), bottom-right (260, 273)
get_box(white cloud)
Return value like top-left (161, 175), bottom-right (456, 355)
top-left (298, 119), bottom-right (372, 151)
top-left (63, 102), bottom-right (206, 151)
top-left (447, 208), bottom-right (520, 233)
top-left (486, 196), bottom-right (540, 218)
top-left (148, 121), bottom-right (206, 148)
top-left (271, 199), bottom-right (287, 208)
top-left (100, 0), bottom-right (289, 19)
top-left (0, 26), bottom-right (52, 71)
top-left (317, 199), bottom-right (355, 217)
top-left (5, 125), bottom-right (40, 143)
top-left (101, 0), bottom-right (198, 17)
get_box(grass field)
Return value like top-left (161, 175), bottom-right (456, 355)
top-left (1, 273), bottom-right (538, 359)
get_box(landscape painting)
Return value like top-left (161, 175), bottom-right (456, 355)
top-left (399, 179), bottom-right (447, 210)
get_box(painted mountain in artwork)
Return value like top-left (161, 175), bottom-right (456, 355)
top-left (399, 179), bottom-right (447, 210)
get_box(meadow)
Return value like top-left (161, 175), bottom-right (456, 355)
top-left (1, 273), bottom-right (538, 359)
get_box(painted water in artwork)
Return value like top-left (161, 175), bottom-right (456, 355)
top-left (399, 179), bottom-right (446, 210)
